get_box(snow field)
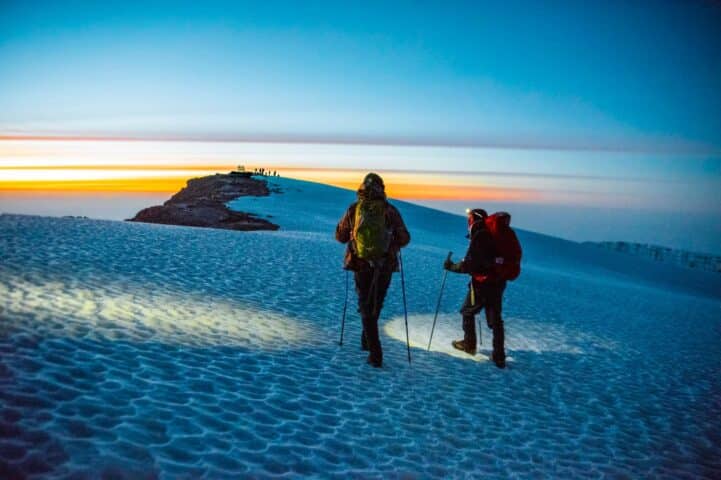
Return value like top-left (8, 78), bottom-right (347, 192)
top-left (1, 177), bottom-right (719, 478)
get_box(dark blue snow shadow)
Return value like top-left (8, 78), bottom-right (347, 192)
top-left (2, 328), bottom-right (720, 479)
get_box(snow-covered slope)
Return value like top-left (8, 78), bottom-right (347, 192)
top-left (1, 177), bottom-right (719, 479)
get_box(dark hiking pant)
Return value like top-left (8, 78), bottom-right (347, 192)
top-left (460, 280), bottom-right (507, 360)
top-left (355, 267), bottom-right (393, 365)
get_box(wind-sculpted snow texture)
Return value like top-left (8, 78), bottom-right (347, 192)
top-left (1, 177), bottom-right (720, 479)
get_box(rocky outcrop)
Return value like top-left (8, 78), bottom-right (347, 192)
top-left (128, 174), bottom-right (279, 231)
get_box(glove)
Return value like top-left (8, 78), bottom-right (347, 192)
top-left (443, 258), bottom-right (454, 270)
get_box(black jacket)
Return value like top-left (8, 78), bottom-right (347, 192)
top-left (449, 226), bottom-right (496, 276)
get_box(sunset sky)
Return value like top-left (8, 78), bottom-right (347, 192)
top-left (1, 1), bottom-right (719, 251)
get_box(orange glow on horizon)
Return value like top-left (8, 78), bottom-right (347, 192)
top-left (328, 180), bottom-right (536, 201)
top-left (0, 138), bottom-right (535, 202)
top-left (0, 178), bottom-right (190, 193)
top-left (0, 166), bottom-right (537, 201)
top-left (269, 167), bottom-right (539, 202)
top-left (0, 136), bottom-right (536, 201)
top-left (0, 164), bottom-right (236, 171)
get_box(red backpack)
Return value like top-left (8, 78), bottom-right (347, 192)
top-left (485, 212), bottom-right (522, 281)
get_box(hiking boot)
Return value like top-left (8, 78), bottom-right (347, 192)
top-left (367, 356), bottom-right (382, 368)
top-left (489, 352), bottom-right (506, 369)
top-left (451, 340), bottom-right (476, 356)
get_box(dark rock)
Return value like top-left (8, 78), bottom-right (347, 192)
top-left (127, 174), bottom-right (279, 231)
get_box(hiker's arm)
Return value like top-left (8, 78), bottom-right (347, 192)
top-left (389, 206), bottom-right (410, 247)
top-left (445, 243), bottom-right (474, 273)
top-left (444, 258), bottom-right (465, 273)
top-left (335, 205), bottom-right (353, 243)
top-left (443, 240), bottom-right (473, 273)
top-left (445, 234), bottom-right (493, 273)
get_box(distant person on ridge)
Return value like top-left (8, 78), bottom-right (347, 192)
top-left (444, 209), bottom-right (522, 368)
top-left (335, 173), bottom-right (411, 368)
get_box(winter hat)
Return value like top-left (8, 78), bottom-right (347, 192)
top-left (467, 207), bottom-right (487, 224)
top-left (358, 172), bottom-right (386, 199)
top-left (466, 208), bottom-right (488, 234)
top-left (361, 173), bottom-right (385, 190)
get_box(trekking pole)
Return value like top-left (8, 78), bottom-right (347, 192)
top-left (428, 251), bottom-right (453, 351)
top-left (339, 270), bottom-right (349, 346)
top-left (398, 250), bottom-right (411, 364)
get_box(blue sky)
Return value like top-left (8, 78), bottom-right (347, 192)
top-left (1, 0), bottom-right (720, 153)
top-left (1, 1), bottom-right (720, 251)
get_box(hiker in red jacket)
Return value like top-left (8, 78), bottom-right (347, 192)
top-left (444, 208), bottom-right (512, 368)
top-left (335, 173), bottom-right (411, 368)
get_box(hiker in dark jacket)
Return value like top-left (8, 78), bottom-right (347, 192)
top-left (444, 208), bottom-right (507, 368)
top-left (335, 173), bottom-right (410, 368)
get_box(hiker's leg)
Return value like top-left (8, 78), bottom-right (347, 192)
top-left (362, 313), bottom-right (382, 366)
top-left (371, 269), bottom-right (393, 319)
top-left (365, 268), bottom-right (392, 365)
top-left (354, 270), bottom-right (373, 349)
top-left (459, 285), bottom-right (483, 350)
top-left (485, 281), bottom-right (506, 362)
top-left (354, 269), bottom-right (374, 316)
top-left (462, 314), bottom-right (477, 348)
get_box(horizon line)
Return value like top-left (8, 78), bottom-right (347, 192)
top-left (0, 163), bottom-right (655, 183)
top-left (1, 132), bottom-right (718, 156)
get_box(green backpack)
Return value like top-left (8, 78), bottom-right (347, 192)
top-left (353, 198), bottom-right (391, 261)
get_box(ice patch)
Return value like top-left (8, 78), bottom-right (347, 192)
top-left (384, 314), bottom-right (488, 362)
top-left (1, 278), bottom-right (311, 349)
top-left (384, 314), bottom-right (616, 363)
